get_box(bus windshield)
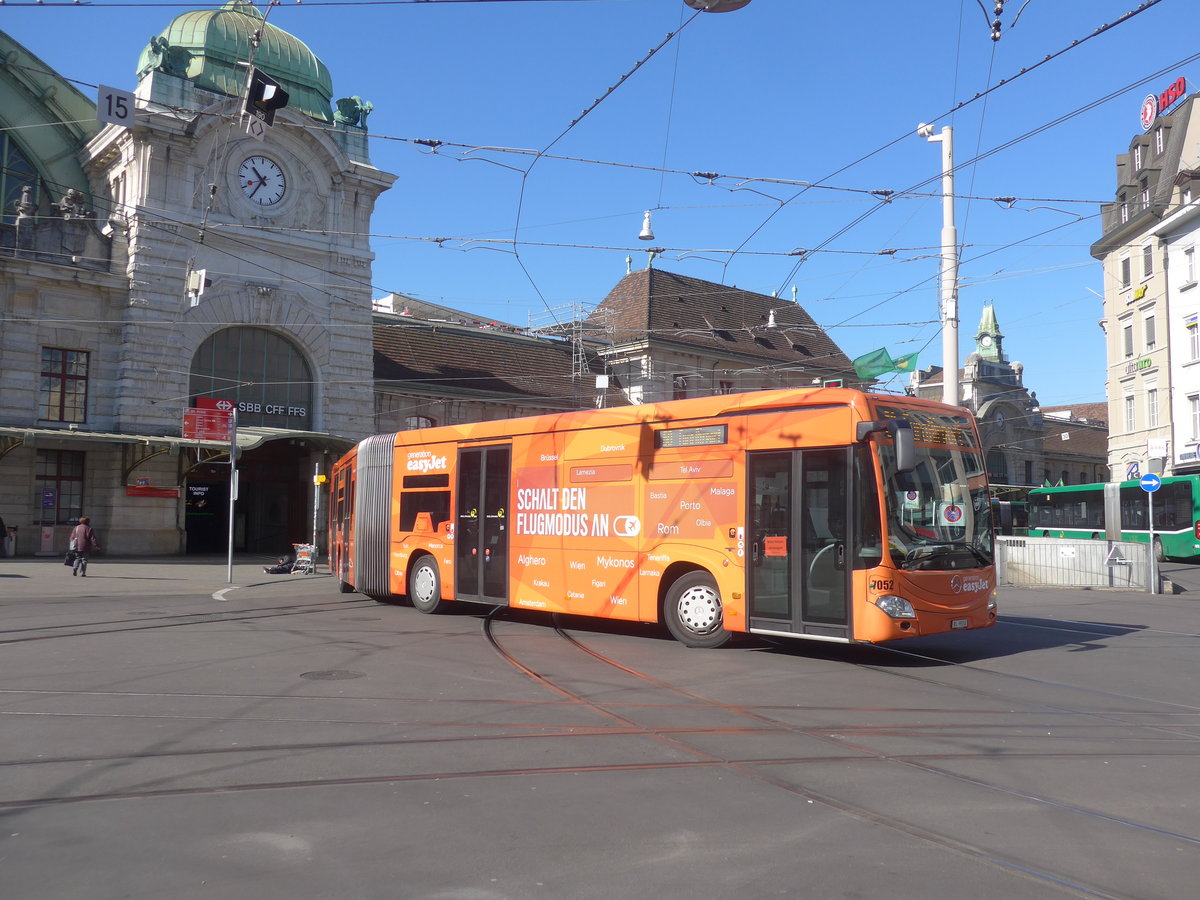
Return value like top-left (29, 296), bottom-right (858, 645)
top-left (875, 406), bottom-right (993, 571)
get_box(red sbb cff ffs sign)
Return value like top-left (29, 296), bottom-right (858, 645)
top-left (196, 397), bottom-right (236, 413)
top-left (195, 396), bottom-right (307, 418)
top-left (182, 407), bottom-right (234, 442)
top-left (1141, 76), bottom-right (1187, 131)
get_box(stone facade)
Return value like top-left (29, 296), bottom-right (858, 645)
top-left (909, 304), bottom-right (1107, 494)
top-left (0, 10), bottom-right (393, 556)
top-left (1092, 87), bottom-right (1200, 481)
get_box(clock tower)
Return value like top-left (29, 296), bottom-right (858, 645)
top-left (974, 301), bottom-right (1005, 363)
top-left (81, 1), bottom-right (396, 552)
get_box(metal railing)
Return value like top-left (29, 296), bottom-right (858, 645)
top-left (996, 535), bottom-right (1151, 590)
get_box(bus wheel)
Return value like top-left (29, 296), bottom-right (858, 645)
top-left (408, 555), bottom-right (445, 614)
top-left (1153, 537), bottom-right (1166, 562)
top-left (664, 571), bottom-right (730, 649)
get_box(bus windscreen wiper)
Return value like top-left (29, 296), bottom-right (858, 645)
top-left (903, 542), bottom-right (991, 570)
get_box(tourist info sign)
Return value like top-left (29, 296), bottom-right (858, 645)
top-left (182, 407), bottom-right (234, 442)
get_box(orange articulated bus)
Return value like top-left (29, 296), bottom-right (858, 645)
top-left (328, 387), bottom-right (997, 648)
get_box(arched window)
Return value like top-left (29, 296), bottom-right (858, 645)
top-left (1, 133), bottom-right (43, 225)
top-left (986, 449), bottom-right (1008, 484)
top-left (189, 327), bottom-right (313, 429)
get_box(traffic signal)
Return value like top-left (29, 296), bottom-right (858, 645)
top-left (187, 268), bottom-right (210, 296)
top-left (187, 268), bottom-right (212, 307)
top-left (242, 67), bottom-right (289, 127)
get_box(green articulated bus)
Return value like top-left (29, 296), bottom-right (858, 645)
top-left (989, 499), bottom-right (1028, 536)
top-left (1027, 476), bottom-right (1200, 561)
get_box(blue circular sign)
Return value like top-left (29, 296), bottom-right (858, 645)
top-left (1140, 473), bottom-right (1161, 493)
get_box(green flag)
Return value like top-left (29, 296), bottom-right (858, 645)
top-left (852, 347), bottom-right (895, 379)
top-left (892, 352), bottom-right (918, 373)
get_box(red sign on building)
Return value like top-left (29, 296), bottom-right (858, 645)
top-left (182, 407), bottom-right (235, 442)
top-left (195, 397), bottom-right (236, 413)
top-left (1141, 76), bottom-right (1187, 131)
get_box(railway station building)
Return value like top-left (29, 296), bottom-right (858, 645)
top-left (0, 7), bottom-right (391, 557)
top-left (0, 6), bottom-right (865, 559)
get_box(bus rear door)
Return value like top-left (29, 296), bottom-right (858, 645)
top-left (747, 448), bottom-right (850, 638)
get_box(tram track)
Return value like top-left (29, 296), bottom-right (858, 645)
top-left (3, 599), bottom-right (1198, 896)
top-left (997, 615), bottom-right (1200, 641)
top-left (482, 610), bottom-right (1200, 899)
top-left (0, 597), bottom-right (375, 644)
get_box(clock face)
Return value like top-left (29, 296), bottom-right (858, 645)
top-left (238, 155), bottom-right (286, 207)
top-left (980, 334), bottom-right (993, 347)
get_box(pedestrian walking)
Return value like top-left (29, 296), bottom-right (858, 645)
top-left (69, 516), bottom-right (101, 577)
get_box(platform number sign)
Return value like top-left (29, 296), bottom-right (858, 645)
top-left (98, 85), bottom-right (136, 128)
top-left (96, 86), bottom-right (135, 128)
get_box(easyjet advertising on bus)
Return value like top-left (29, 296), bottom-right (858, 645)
top-left (506, 428), bottom-right (742, 619)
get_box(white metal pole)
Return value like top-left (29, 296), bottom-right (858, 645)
top-left (226, 409), bottom-right (238, 585)
top-left (312, 462), bottom-right (320, 574)
top-left (921, 125), bottom-right (960, 407)
top-left (937, 127), bottom-right (959, 407)
top-left (1148, 492), bottom-right (1158, 594)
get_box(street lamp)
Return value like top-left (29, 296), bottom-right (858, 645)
top-left (684, 0), bottom-right (754, 11)
top-left (918, 123), bottom-right (960, 408)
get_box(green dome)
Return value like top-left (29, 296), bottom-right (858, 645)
top-left (137, 1), bottom-right (333, 122)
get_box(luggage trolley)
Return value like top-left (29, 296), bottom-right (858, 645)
top-left (291, 543), bottom-right (318, 575)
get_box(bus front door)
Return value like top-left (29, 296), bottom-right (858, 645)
top-left (748, 449), bottom-right (849, 637)
top-left (455, 446), bottom-right (511, 604)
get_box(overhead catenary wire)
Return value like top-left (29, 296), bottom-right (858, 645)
top-left (2, 130), bottom-right (1120, 349)
top-left (742, 0), bottom-right (1171, 295)
top-left (0, 1), bottom-right (1155, 403)
top-left (0, 163), bottom-right (1115, 350)
top-left (508, 9), bottom-right (703, 325)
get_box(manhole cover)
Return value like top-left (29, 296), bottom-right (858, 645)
top-left (299, 670), bottom-right (365, 681)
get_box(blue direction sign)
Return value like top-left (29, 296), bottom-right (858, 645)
top-left (1140, 473), bottom-right (1161, 493)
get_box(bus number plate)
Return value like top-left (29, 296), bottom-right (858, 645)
top-left (951, 618), bottom-right (969, 629)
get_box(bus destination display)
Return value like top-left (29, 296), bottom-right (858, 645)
top-left (654, 424), bottom-right (728, 449)
top-left (875, 406), bottom-right (976, 449)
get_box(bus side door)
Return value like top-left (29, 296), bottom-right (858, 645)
top-left (747, 448), bottom-right (850, 637)
top-left (455, 445), bottom-right (511, 603)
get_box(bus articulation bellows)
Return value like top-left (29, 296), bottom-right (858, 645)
top-left (329, 387), bottom-right (997, 648)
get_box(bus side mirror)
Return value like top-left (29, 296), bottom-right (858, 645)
top-left (856, 420), bottom-right (916, 473)
top-left (890, 421), bottom-right (915, 473)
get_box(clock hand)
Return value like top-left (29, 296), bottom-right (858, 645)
top-left (248, 179), bottom-right (263, 198)
top-left (252, 166), bottom-right (264, 181)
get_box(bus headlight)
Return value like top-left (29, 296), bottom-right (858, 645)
top-left (988, 589), bottom-right (998, 612)
top-left (875, 594), bottom-right (916, 619)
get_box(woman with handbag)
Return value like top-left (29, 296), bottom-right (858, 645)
top-left (68, 516), bottom-right (101, 577)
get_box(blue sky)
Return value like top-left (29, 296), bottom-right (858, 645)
top-left (5, 0), bottom-right (1194, 407)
